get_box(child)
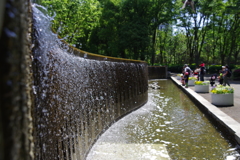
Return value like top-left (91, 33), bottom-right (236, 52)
top-left (181, 74), bottom-right (185, 86)
top-left (218, 71), bottom-right (223, 85)
top-left (183, 64), bottom-right (192, 88)
top-left (210, 75), bottom-right (216, 87)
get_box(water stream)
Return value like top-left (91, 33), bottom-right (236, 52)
top-left (87, 80), bottom-right (240, 160)
top-left (32, 4), bottom-right (148, 159)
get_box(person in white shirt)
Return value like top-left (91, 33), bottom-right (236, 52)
top-left (183, 64), bottom-right (192, 88)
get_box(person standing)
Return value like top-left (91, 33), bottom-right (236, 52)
top-left (223, 65), bottom-right (230, 86)
top-left (183, 64), bottom-right (192, 88)
top-left (218, 69), bottom-right (223, 85)
top-left (199, 62), bottom-right (205, 81)
top-left (181, 67), bottom-right (185, 86)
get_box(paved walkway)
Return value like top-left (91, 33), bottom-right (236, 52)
top-left (189, 78), bottom-right (240, 124)
top-left (171, 75), bottom-right (240, 145)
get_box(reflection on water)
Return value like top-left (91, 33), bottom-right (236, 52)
top-left (87, 80), bottom-right (240, 160)
top-left (132, 80), bottom-right (239, 159)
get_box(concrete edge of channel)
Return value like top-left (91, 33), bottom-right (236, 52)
top-left (170, 76), bottom-right (240, 145)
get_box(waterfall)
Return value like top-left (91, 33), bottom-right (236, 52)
top-left (32, 4), bottom-right (148, 160)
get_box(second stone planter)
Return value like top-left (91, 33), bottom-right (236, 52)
top-left (188, 80), bottom-right (195, 86)
top-left (195, 85), bottom-right (209, 93)
top-left (211, 93), bottom-right (234, 106)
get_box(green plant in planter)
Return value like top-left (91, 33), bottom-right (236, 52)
top-left (195, 81), bottom-right (209, 85)
top-left (189, 77), bottom-right (197, 80)
top-left (210, 85), bottom-right (234, 94)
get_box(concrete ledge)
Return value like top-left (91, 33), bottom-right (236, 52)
top-left (171, 76), bottom-right (240, 145)
top-left (235, 132), bottom-right (240, 145)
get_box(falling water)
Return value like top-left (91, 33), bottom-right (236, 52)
top-left (32, 4), bottom-right (148, 160)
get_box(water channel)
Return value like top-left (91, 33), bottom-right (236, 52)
top-left (87, 80), bottom-right (239, 160)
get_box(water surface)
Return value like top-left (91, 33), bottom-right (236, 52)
top-left (87, 80), bottom-right (239, 159)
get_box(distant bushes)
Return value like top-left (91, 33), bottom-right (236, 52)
top-left (207, 65), bottom-right (237, 74)
top-left (167, 64), bottom-right (240, 76)
top-left (207, 65), bottom-right (222, 74)
top-left (207, 66), bottom-right (240, 80)
top-left (167, 64), bottom-right (201, 73)
top-left (167, 65), bottom-right (183, 73)
top-left (233, 69), bottom-right (240, 79)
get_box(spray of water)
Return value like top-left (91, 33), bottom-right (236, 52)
top-left (31, 4), bottom-right (148, 159)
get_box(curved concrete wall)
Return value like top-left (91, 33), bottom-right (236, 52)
top-left (32, 51), bottom-right (148, 160)
top-left (0, 1), bottom-right (148, 160)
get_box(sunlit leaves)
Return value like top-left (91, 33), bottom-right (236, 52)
top-left (41, 0), bottom-right (101, 46)
top-left (38, 0), bottom-right (240, 64)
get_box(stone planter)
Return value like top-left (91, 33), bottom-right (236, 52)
top-left (211, 93), bottom-right (234, 106)
top-left (176, 76), bottom-right (181, 80)
top-left (195, 85), bottom-right (209, 93)
top-left (188, 80), bottom-right (195, 86)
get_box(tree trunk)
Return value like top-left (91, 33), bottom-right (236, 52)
top-left (151, 29), bottom-right (157, 65)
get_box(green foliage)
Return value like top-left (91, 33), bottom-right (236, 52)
top-left (37, 0), bottom-right (240, 65)
top-left (233, 69), bottom-right (240, 78)
top-left (210, 85), bottom-right (234, 94)
top-left (167, 64), bottom-right (184, 73)
top-left (195, 81), bottom-right (209, 85)
top-left (207, 65), bottom-right (237, 74)
top-left (167, 63), bottom-right (198, 73)
top-left (41, 0), bottom-right (101, 47)
top-left (207, 65), bottom-right (222, 74)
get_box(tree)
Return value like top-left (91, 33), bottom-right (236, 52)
top-left (41, 0), bottom-right (101, 48)
top-left (39, 0), bottom-right (240, 65)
